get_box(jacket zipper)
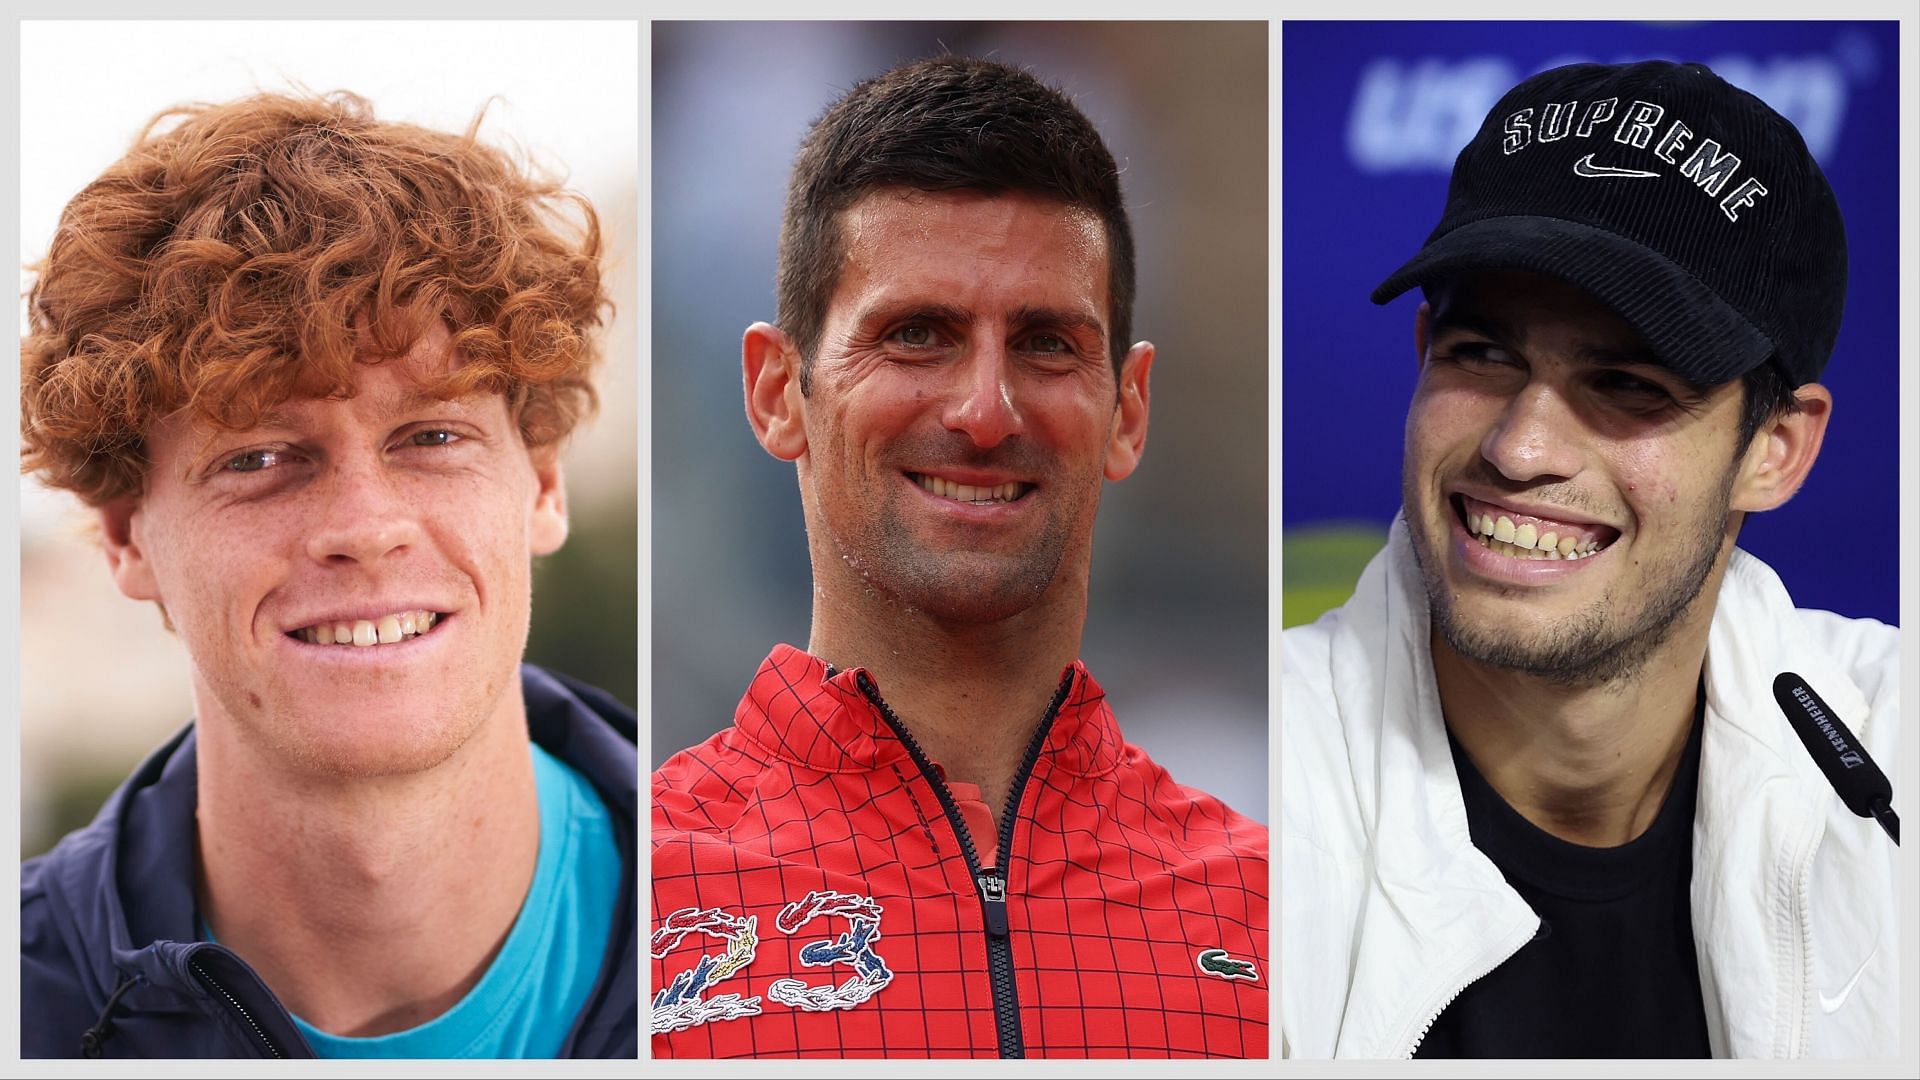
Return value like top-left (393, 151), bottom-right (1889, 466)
top-left (1400, 923), bottom-right (1536, 1057)
top-left (856, 669), bottom-right (1075, 1060)
top-left (190, 959), bottom-right (283, 1059)
top-left (1783, 812), bottom-right (1822, 1058)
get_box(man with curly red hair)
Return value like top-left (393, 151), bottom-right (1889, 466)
top-left (19, 92), bottom-right (635, 1058)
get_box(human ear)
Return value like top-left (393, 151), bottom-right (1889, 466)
top-left (528, 448), bottom-right (570, 556)
top-left (1730, 383), bottom-right (1832, 512)
top-left (1104, 342), bottom-right (1154, 481)
top-left (98, 498), bottom-right (161, 602)
top-left (743, 322), bottom-right (807, 462)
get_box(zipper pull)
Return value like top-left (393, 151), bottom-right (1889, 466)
top-left (977, 869), bottom-right (1009, 937)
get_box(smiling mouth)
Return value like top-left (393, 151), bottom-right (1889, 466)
top-left (1453, 495), bottom-right (1619, 561)
top-left (287, 609), bottom-right (443, 647)
top-left (909, 472), bottom-right (1034, 505)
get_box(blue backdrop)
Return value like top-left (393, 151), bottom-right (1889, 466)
top-left (1283, 21), bottom-right (1900, 624)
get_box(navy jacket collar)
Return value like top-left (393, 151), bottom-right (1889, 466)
top-left (23, 663), bottom-right (637, 1059)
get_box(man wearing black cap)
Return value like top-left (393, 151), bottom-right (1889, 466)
top-left (1280, 61), bottom-right (1899, 1059)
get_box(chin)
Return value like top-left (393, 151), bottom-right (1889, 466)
top-left (284, 711), bottom-right (484, 778)
top-left (879, 548), bottom-right (1067, 624)
top-left (220, 680), bottom-right (500, 780)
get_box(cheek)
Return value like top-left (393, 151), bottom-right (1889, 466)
top-left (1404, 388), bottom-right (1472, 463)
top-left (1612, 444), bottom-right (1673, 497)
top-left (148, 511), bottom-right (258, 617)
top-left (1024, 384), bottom-right (1112, 445)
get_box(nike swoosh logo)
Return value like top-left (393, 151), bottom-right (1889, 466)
top-left (1572, 153), bottom-right (1661, 179)
top-left (1818, 946), bottom-right (1877, 1013)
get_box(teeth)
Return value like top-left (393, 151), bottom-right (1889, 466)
top-left (915, 474), bottom-right (1025, 504)
top-left (1464, 503), bottom-right (1612, 560)
top-left (297, 609), bottom-right (438, 647)
top-left (1474, 532), bottom-right (1606, 561)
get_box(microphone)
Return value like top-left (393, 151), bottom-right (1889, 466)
top-left (1773, 673), bottom-right (1898, 845)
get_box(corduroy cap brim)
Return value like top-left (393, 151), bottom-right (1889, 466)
top-left (1371, 214), bottom-right (1775, 386)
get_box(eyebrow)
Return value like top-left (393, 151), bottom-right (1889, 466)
top-left (857, 300), bottom-right (1106, 337)
top-left (253, 387), bottom-right (472, 430)
top-left (858, 301), bottom-right (972, 329)
top-left (1011, 305), bottom-right (1106, 337)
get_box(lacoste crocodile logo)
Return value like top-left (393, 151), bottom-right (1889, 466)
top-left (1196, 947), bottom-right (1259, 981)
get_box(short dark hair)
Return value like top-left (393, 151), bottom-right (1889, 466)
top-left (776, 56), bottom-right (1134, 393)
top-left (1736, 358), bottom-right (1802, 451)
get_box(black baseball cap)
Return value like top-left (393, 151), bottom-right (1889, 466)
top-left (1372, 60), bottom-right (1846, 387)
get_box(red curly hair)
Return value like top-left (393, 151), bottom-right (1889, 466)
top-left (21, 90), bottom-right (608, 506)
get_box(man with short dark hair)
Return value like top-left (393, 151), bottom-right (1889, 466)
top-left (19, 92), bottom-right (636, 1058)
top-left (1281, 61), bottom-right (1899, 1058)
top-left (650, 56), bottom-right (1268, 1059)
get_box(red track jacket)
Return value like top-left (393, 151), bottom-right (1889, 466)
top-left (651, 646), bottom-right (1268, 1058)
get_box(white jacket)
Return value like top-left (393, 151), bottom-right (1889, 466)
top-left (1280, 521), bottom-right (1901, 1058)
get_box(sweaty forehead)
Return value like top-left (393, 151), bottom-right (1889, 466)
top-left (840, 187), bottom-right (1104, 247)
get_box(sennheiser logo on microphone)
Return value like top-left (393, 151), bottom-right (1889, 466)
top-left (1790, 683), bottom-right (1866, 769)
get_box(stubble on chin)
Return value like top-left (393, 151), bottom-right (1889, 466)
top-left (834, 502), bottom-right (1073, 626)
top-left (1402, 473), bottom-right (1735, 690)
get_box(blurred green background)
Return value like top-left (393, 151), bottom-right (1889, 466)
top-left (1281, 524), bottom-right (1388, 630)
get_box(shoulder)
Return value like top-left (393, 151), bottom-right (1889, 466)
top-left (1790, 607), bottom-right (1899, 706)
top-left (1718, 551), bottom-right (1900, 745)
top-left (1105, 742), bottom-right (1269, 866)
top-left (651, 725), bottom-right (783, 847)
top-left (20, 843), bottom-right (114, 1057)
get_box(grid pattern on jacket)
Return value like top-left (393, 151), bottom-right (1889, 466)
top-left (650, 646), bottom-right (1268, 1059)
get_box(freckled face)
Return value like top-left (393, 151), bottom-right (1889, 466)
top-left (798, 189), bottom-right (1125, 623)
top-left (117, 331), bottom-right (567, 776)
top-left (1400, 271), bottom-right (1747, 684)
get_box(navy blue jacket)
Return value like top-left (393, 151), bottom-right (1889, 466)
top-left (20, 665), bottom-right (637, 1058)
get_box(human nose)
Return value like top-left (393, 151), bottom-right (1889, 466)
top-left (302, 452), bottom-right (422, 565)
top-left (941, 343), bottom-right (1025, 448)
top-left (1478, 383), bottom-right (1583, 483)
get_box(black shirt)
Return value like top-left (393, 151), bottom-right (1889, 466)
top-left (1413, 699), bottom-right (1712, 1059)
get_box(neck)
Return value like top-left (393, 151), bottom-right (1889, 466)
top-left (1433, 583), bottom-right (1720, 848)
top-left (808, 567), bottom-right (1086, 823)
top-left (194, 681), bottom-right (539, 1037)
